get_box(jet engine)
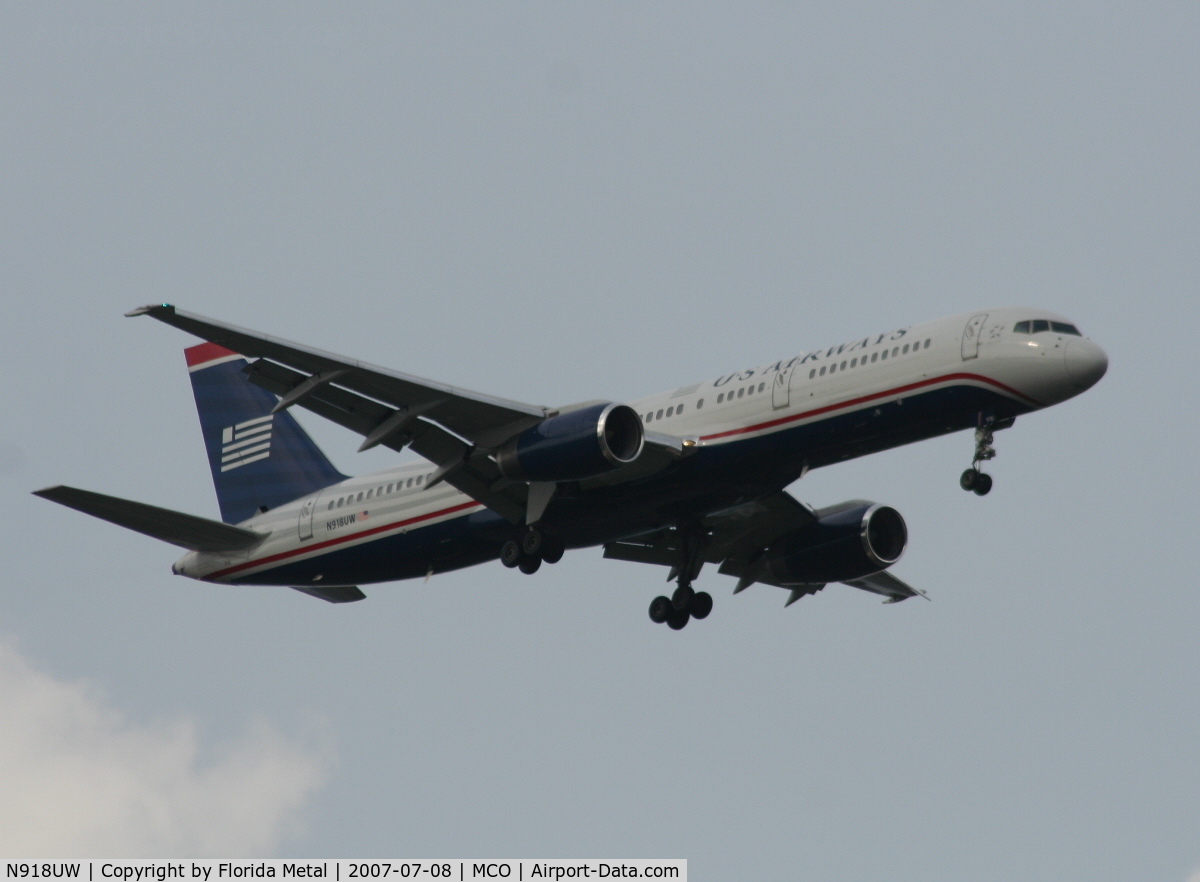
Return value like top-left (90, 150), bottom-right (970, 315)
top-left (496, 402), bottom-right (644, 482)
top-left (762, 501), bottom-right (907, 585)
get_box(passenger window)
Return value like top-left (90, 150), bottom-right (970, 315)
top-left (337, 498), bottom-right (344, 508)
top-left (819, 366), bottom-right (827, 376)
top-left (840, 361), bottom-right (847, 370)
top-left (850, 358), bottom-right (857, 368)
top-left (678, 402), bottom-right (685, 413)
top-left (1032, 320), bottom-right (1050, 333)
top-left (666, 406), bottom-right (673, 417)
top-left (416, 475), bottom-right (423, 485)
top-left (758, 382), bottom-right (765, 393)
top-left (386, 484), bottom-right (393, 493)
top-left (696, 399), bottom-right (703, 408)
top-left (357, 492), bottom-right (363, 502)
top-left (809, 369), bottom-right (816, 378)
top-left (716, 393), bottom-right (723, 404)
top-left (881, 349), bottom-right (888, 360)
top-left (366, 489), bottom-right (373, 499)
top-left (656, 409), bottom-right (663, 419)
top-left (645, 412), bottom-right (652, 422)
top-left (736, 388), bottom-right (744, 398)
top-left (1051, 321), bottom-right (1081, 335)
top-left (745, 386), bottom-right (753, 396)
top-left (871, 352), bottom-right (878, 362)
top-left (1013, 321), bottom-right (1031, 333)
top-left (924, 339), bottom-right (931, 348)
top-left (327, 502), bottom-right (334, 511)
top-left (407, 478), bottom-right (414, 488)
top-left (892, 347), bottom-right (899, 357)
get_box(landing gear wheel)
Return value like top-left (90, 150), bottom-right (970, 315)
top-left (648, 595), bottom-right (672, 624)
top-left (960, 468), bottom-right (979, 491)
top-left (521, 529), bottom-right (543, 558)
top-left (689, 591), bottom-right (713, 620)
top-left (540, 536), bottom-right (564, 564)
top-left (973, 472), bottom-right (993, 496)
top-left (672, 584), bottom-right (696, 610)
top-left (667, 609), bottom-right (690, 630)
top-left (517, 555), bottom-right (542, 575)
top-left (500, 540), bottom-right (522, 568)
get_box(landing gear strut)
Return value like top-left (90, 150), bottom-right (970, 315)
top-left (648, 522), bottom-right (713, 630)
top-left (500, 527), bottom-right (564, 574)
top-left (960, 415), bottom-right (996, 496)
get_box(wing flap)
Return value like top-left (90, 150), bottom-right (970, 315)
top-left (843, 570), bottom-right (923, 602)
top-left (290, 585), bottom-right (367, 603)
top-left (33, 486), bottom-right (264, 553)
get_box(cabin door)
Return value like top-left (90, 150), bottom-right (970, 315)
top-left (298, 495), bottom-right (317, 541)
top-left (960, 314), bottom-right (988, 360)
top-left (773, 364), bottom-right (794, 409)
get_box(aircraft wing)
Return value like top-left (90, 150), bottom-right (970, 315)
top-left (604, 490), bottom-right (818, 573)
top-left (605, 490), bottom-right (922, 605)
top-left (128, 304), bottom-right (549, 522)
top-left (128, 304), bottom-right (547, 444)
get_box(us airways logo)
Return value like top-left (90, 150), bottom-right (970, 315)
top-left (220, 415), bottom-right (273, 471)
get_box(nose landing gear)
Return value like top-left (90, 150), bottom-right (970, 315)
top-left (959, 415), bottom-right (1011, 496)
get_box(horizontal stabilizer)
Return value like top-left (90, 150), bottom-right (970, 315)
top-left (32, 486), bottom-right (264, 553)
top-left (290, 585), bottom-right (366, 603)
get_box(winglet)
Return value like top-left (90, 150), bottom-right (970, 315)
top-left (125, 303), bottom-right (175, 318)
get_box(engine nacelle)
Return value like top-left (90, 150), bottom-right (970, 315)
top-left (764, 501), bottom-right (907, 585)
top-left (496, 402), bottom-right (644, 482)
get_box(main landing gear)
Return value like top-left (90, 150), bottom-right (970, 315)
top-left (500, 528), bottom-right (564, 575)
top-left (647, 522), bottom-right (712, 631)
top-left (960, 416), bottom-right (997, 496)
top-left (648, 585), bottom-right (713, 630)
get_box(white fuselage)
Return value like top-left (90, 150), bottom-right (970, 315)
top-left (173, 307), bottom-right (1106, 586)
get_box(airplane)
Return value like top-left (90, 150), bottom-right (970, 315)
top-left (34, 305), bottom-right (1107, 629)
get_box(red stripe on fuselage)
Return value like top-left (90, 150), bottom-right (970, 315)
top-left (699, 372), bottom-right (1041, 441)
top-left (206, 500), bottom-right (484, 581)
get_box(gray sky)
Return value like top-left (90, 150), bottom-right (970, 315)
top-left (2, 2), bottom-right (1198, 877)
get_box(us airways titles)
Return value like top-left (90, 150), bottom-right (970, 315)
top-left (710, 326), bottom-right (910, 386)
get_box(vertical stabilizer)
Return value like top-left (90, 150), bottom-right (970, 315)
top-left (185, 343), bottom-right (347, 524)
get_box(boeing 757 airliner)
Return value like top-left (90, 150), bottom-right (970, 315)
top-left (35, 306), bottom-right (1106, 629)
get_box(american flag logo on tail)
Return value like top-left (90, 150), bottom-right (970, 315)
top-left (220, 415), bottom-right (273, 471)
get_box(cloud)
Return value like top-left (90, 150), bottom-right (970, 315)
top-left (0, 641), bottom-right (330, 856)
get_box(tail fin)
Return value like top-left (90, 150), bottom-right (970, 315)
top-left (186, 343), bottom-right (347, 524)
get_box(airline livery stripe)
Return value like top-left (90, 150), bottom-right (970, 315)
top-left (699, 372), bottom-right (1042, 442)
top-left (206, 500), bottom-right (485, 579)
top-left (222, 441), bottom-right (270, 462)
top-left (221, 451), bottom-right (270, 471)
top-left (236, 415), bottom-right (273, 430)
top-left (222, 433), bottom-right (272, 454)
top-left (184, 341), bottom-right (240, 368)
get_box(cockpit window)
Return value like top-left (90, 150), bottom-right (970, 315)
top-left (1014, 319), bottom-right (1082, 335)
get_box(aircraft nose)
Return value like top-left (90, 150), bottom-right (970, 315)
top-left (1064, 337), bottom-right (1108, 392)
